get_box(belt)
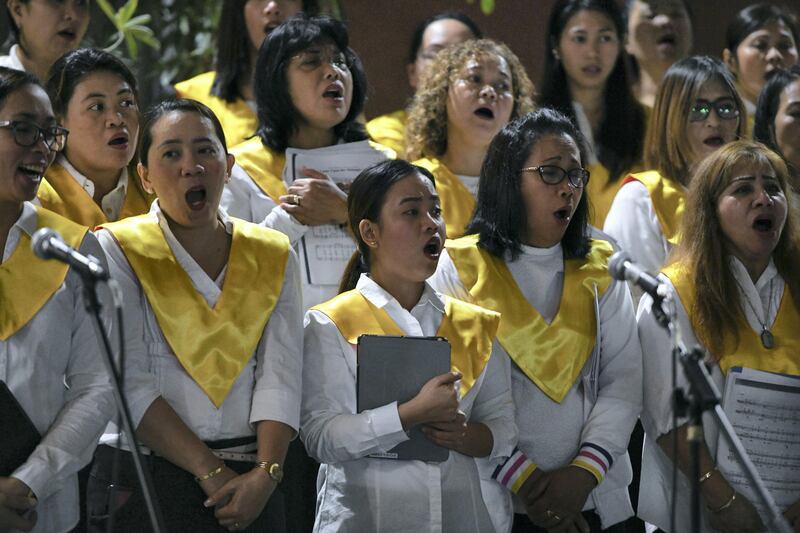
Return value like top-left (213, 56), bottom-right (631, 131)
top-left (212, 450), bottom-right (258, 463)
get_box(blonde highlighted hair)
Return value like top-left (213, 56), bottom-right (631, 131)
top-left (646, 56), bottom-right (747, 186)
top-left (675, 140), bottom-right (800, 359)
top-left (405, 38), bottom-right (535, 160)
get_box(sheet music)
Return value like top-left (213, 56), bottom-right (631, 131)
top-left (283, 141), bottom-right (390, 285)
top-left (716, 367), bottom-right (800, 517)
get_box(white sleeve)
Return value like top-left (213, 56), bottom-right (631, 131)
top-left (468, 341), bottom-right (517, 461)
top-left (262, 204), bottom-right (309, 245)
top-left (603, 181), bottom-right (668, 274)
top-left (12, 234), bottom-right (116, 500)
top-left (427, 249), bottom-right (472, 301)
top-left (249, 248), bottom-right (304, 433)
top-left (95, 229), bottom-right (162, 428)
top-left (300, 310), bottom-right (409, 464)
top-left (579, 279), bottom-right (643, 460)
top-left (221, 163), bottom-right (276, 223)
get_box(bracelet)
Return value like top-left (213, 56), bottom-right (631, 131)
top-left (194, 464), bottom-right (224, 483)
top-left (698, 468), bottom-right (717, 484)
top-left (708, 488), bottom-right (737, 514)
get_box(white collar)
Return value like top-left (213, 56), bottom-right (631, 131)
top-left (728, 255), bottom-right (779, 293)
top-left (57, 154), bottom-right (129, 196)
top-left (356, 273), bottom-right (445, 314)
top-left (14, 201), bottom-right (38, 237)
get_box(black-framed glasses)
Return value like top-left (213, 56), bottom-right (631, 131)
top-left (521, 165), bottom-right (590, 188)
top-left (689, 98), bottom-right (740, 122)
top-left (0, 120), bottom-right (68, 151)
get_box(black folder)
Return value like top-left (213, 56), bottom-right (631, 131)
top-left (0, 381), bottom-right (41, 476)
top-left (356, 334), bottom-right (451, 462)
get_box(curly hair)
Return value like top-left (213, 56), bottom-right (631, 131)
top-left (674, 140), bottom-right (800, 359)
top-left (405, 38), bottom-right (536, 160)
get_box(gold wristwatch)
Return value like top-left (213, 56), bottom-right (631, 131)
top-left (256, 461), bottom-right (283, 483)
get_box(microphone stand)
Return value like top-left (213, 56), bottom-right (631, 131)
top-left (80, 273), bottom-right (166, 533)
top-left (651, 287), bottom-right (791, 533)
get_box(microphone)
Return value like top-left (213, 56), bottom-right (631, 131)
top-left (608, 251), bottom-right (667, 300)
top-left (32, 228), bottom-right (108, 281)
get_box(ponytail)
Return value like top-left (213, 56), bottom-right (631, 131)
top-left (338, 250), bottom-right (369, 294)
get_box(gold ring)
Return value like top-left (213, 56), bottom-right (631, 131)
top-left (296, 194), bottom-right (303, 207)
top-left (546, 509), bottom-right (562, 521)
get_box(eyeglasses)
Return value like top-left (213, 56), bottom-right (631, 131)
top-left (688, 98), bottom-right (740, 122)
top-left (0, 120), bottom-right (68, 151)
top-left (522, 165), bottom-right (589, 188)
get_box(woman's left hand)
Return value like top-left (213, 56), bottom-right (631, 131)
top-left (421, 411), bottom-right (467, 452)
top-left (204, 468), bottom-right (275, 531)
top-left (280, 167), bottom-right (348, 226)
top-left (532, 466), bottom-right (596, 532)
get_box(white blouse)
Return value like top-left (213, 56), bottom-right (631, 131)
top-left (95, 201), bottom-right (303, 448)
top-left (1, 202), bottom-right (115, 533)
top-left (637, 257), bottom-right (785, 532)
top-left (0, 45), bottom-right (26, 71)
top-left (53, 155), bottom-right (129, 222)
top-left (301, 274), bottom-right (517, 533)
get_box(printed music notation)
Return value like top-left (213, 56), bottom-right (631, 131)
top-left (284, 142), bottom-right (390, 285)
top-left (716, 367), bottom-right (800, 520)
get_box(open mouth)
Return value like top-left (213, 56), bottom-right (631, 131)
top-left (108, 133), bottom-right (129, 148)
top-left (657, 34), bottom-right (676, 46)
top-left (474, 107), bottom-right (495, 120)
top-left (185, 186), bottom-right (207, 210)
top-left (703, 136), bottom-right (724, 147)
top-left (423, 236), bottom-right (442, 259)
top-left (264, 23), bottom-right (279, 35)
top-left (57, 29), bottom-right (77, 40)
top-left (752, 216), bottom-right (774, 233)
top-left (18, 163), bottom-right (45, 182)
top-left (582, 65), bottom-right (601, 75)
top-left (554, 207), bottom-right (572, 222)
top-left (323, 85), bottom-right (343, 99)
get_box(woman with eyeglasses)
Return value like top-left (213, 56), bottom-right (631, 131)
top-left (723, 3), bottom-right (799, 129)
top-left (174, 0), bottom-right (319, 147)
top-left (0, 66), bottom-right (113, 533)
top-left (637, 141), bottom-right (800, 532)
top-left (430, 108), bottom-right (642, 533)
top-left (604, 56), bottom-right (746, 276)
top-left (1, 0), bottom-right (90, 81)
top-left (405, 38), bottom-right (535, 240)
top-left (539, 0), bottom-right (647, 227)
top-left (35, 48), bottom-right (153, 227)
top-left (366, 11), bottom-right (483, 157)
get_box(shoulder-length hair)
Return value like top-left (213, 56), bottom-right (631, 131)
top-left (405, 38), bottom-right (536, 160)
top-left (725, 3), bottom-right (799, 58)
top-left (675, 140), bottom-right (800, 359)
top-left (754, 64), bottom-right (800, 178)
top-left (253, 14), bottom-right (368, 152)
top-left (468, 108), bottom-right (591, 261)
top-left (339, 160), bottom-right (437, 293)
top-left (540, 0), bottom-right (645, 183)
top-left (211, 0), bottom-right (319, 103)
top-left (645, 55), bottom-right (746, 186)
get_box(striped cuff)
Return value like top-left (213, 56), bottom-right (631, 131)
top-left (571, 442), bottom-right (613, 484)
top-left (492, 447), bottom-right (537, 494)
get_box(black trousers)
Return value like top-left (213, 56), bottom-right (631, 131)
top-left (512, 511), bottom-right (628, 533)
top-left (86, 445), bottom-right (286, 533)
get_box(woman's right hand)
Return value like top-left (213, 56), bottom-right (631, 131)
top-left (707, 491), bottom-right (764, 533)
top-left (198, 464), bottom-right (239, 502)
top-left (398, 371), bottom-right (461, 430)
top-left (0, 477), bottom-right (37, 532)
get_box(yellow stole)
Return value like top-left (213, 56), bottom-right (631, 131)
top-left (663, 262), bottom-right (800, 376)
top-left (174, 71), bottom-right (258, 147)
top-left (446, 235), bottom-right (614, 402)
top-left (366, 109), bottom-right (408, 158)
top-left (230, 137), bottom-right (288, 204)
top-left (623, 170), bottom-right (686, 245)
top-left (38, 162), bottom-right (154, 227)
top-left (1, 206), bottom-right (88, 340)
top-left (312, 290), bottom-right (499, 398)
top-left (101, 215), bottom-right (290, 407)
top-left (413, 157), bottom-right (475, 239)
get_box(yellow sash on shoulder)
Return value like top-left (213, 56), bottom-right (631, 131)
top-left (0, 206), bottom-right (88, 340)
top-left (366, 109), bottom-right (408, 158)
top-left (663, 262), bottom-right (800, 376)
top-left (413, 157), bottom-right (476, 239)
top-left (312, 290), bottom-right (499, 397)
top-left (231, 137), bottom-right (287, 204)
top-left (38, 162), bottom-right (154, 226)
top-left (446, 235), bottom-right (613, 402)
top-left (623, 170), bottom-right (686, 246)
top-left (101, 215), bottom-right (290, 407)
top-left (175, 71), bottom-right (258, 147)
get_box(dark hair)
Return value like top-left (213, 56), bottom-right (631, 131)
top-left (726, 3), bottom-right (799, 56)
top-left (45, 48), bottom-right (138, 118)
top-left (406, 10), bottom-right (483, 64)
top-left (211, 0), bottom-right (319, 103)
top-left (0, 66), bottom-right (43, 110)
top-left (468, 108), bottom-right (591, 261)
top-left (138, 98), bottom-right (228, 167)
top-left (253, 14), bottom-right (368, 152)
top-left (339, 159), bottom-right (436, 293)
top-left (754, 65), bottom-right (800, 152)
top-left (540, 0), bottom-right (645, 183)
top-left (4, 1), bottom-right (28, 45)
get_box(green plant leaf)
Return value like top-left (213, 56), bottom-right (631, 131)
top-left (95, 0), bottom-right (117, 22)
top-left (120, 0), bottom-right (138, 23)
top-left (480, 0), bottom-right (495, 14)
